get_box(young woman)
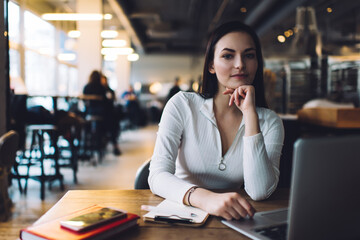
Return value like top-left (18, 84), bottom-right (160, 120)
top-left (148, 21), bottom-right (284, 220)
top-left (83, 70), bottom-right (107, 116)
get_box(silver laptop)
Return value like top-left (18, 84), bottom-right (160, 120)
top-left (222, 135), bottom-right (360, 240)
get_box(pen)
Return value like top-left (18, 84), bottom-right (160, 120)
top-left (154, 215), bottom-right (194, 224)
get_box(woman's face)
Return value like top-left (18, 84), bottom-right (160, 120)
top-left (209, 31), bottom-right (258, 91)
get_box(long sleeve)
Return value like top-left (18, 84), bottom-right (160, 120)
top-left (148, 93), bottom-right (195, 203)
top-left (148, 92), bottom-right (285, 203)
top-left (243, 110), bottom-right (284, 200)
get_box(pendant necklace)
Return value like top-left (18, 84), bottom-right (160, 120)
top-left (218, 157), bottom-right (226, 171)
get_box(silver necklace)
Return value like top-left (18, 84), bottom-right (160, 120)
top-left (218, 157), bottom-right (226, 171)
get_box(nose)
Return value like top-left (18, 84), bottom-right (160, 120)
top-left (234, 55), bottom-right (245, 70)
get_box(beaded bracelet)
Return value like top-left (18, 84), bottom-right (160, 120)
top-left (187, 186), bottom-right (198, 207)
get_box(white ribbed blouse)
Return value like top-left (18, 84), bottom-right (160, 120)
top-left (149, 91), bottom-right (284, 204)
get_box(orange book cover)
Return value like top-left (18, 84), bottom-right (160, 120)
top-left (20, 205), bottom-right (139, 240)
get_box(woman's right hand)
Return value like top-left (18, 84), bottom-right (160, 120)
top-left (223, 85), bottom-right (256, 113)
top-left (190, 188), bottom-right (256, 220)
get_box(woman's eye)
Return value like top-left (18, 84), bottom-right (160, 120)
top-left (222, 54), bottom-right (233, 60)
top-left (245, 53), bottom-right (256, 59)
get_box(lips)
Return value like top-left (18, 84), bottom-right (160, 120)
top-left (230, 73), bottom-right (248, 78)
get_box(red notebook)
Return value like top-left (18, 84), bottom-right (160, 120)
top-left (20, 205), bottom-right (139, 240)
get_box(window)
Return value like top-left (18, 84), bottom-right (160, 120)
top-left (24, 11), bottom-right (55, 56)
top-left (68, 67), bottom-right (79, 96)
top-left (8, 1), bottom-right (20, 44)
top-left (25, 51), bottom-right (56, 95)
top-left (58, 63), bottom-right (69, 96)
top-left (9, 48), bottom-right (20, 78)
top-left (8, 1), bottom-right (78, 96)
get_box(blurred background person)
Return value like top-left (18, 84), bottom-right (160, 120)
top-left (166, 76), bottom-right (181, 102)
top-left (83, 70), bottom-right (107, 116)
top-left (83, 70), bottom-right (121, 156)
top-left (101, 74), bottom-right (122, 155)
top-left (187, 79), bottom-right (195, 92)
top-left (121, 85), bottom-right (138, 106)
top-left (121, 85), bottom-right (143, 129)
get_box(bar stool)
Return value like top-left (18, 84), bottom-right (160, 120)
top-left (56, 113), bottom-right (83, 184)
top-left (78, 115), bottom-right (105, 165)
top-left (20, 124), bottom-right (64, 200)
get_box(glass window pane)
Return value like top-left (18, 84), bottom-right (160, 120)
top-left (27, 96), bottom-right (53, 112)
top-left (59, 30), bottom-right (77, 65)
top-left (25, 50), bottom-right (56, 95)
top-left (58, 64), bottom-right (68, 96)
top-left (68, 67), bottom-right (79, 96)
top-left (103, 60), bottom-right (117, 90)
top-left (9, 49), bottom-right (27, 94)
top-left (24, 10), bottom-right (55, 56)
top-left (9, 48), bottom-right (20, 78)
top-left (8, 1), bottom-right (20, 43)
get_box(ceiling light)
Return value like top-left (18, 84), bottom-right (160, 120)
top-left (101, 30), bottom-right (118, 38)
top-left (102, 39), bottom-right (126, 47)
top-left (104, 54), bottom-right (118, 61)
top-left (39, 48), bottom-right (52, 55)
top-left (64, 39), bottom-right (77, 50)
top-left (127, 53), bottom-right (139, 61)
top-left (149, 82), bottom-right (162, 94)
top-left (103, 14), bottom-right (113, 20)
top-left (42, 13), bottom-right (104, 21)
top-left (327, 7), bottom-right (333, 13)
top-left (192, 82), bottom-right (199, 92)
top-left (277, 35), bottom-right (286, 43)
top-left (57, 53), bottom-right (76, 61)
top-left (133, 82), bottom-right (142, 92)
top-left (101, 47), bottom-right (134, 55)
top-left (68, 30), bottom-right (81, 38)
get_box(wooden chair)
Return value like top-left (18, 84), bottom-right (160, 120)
top-left (134, 159), bottom-right (151, 189)
top-left (0, 130), bottom-right (19, 221)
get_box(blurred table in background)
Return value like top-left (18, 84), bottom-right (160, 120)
top-left (297, 108), bottom-right (360, 129)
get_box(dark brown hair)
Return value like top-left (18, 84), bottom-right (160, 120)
top-left (199, 21), bottom-right (268, 108)
top-left (88, 70), bottom-right (102, 85)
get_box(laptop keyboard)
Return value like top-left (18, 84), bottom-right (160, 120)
top-left (254, 223), bottom-right (288, 240)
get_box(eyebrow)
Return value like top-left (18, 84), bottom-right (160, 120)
top-left (221, 47), bottom-right (256, 52)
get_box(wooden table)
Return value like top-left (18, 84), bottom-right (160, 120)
top-left (297, 107), bottom-right (360, 128)
top-left (34, 189), bottom-right (290, 239)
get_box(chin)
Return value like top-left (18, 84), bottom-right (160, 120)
top-left (228, 82), bottom-right (249, 89)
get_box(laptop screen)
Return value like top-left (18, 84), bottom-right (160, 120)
top-left (288, 135), bottom-right (360, 240)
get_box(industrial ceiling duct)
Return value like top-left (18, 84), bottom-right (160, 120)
top-left (291, 6), bottom-right (322, 58)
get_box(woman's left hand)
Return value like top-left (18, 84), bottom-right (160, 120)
top-left (223, 85), bottom-right (256, 113)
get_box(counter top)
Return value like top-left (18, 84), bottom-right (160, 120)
top-left (297, 107), bottom-right (360, 128)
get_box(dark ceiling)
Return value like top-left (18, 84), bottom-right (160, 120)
top-left (116, 0), bottom-right (360, 56)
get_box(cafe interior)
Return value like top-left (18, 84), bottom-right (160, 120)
top-left (0, 0), bottom-right (359, 239)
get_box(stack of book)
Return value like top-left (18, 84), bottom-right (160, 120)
top-left (20, 205), bottom-right (139, 240)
